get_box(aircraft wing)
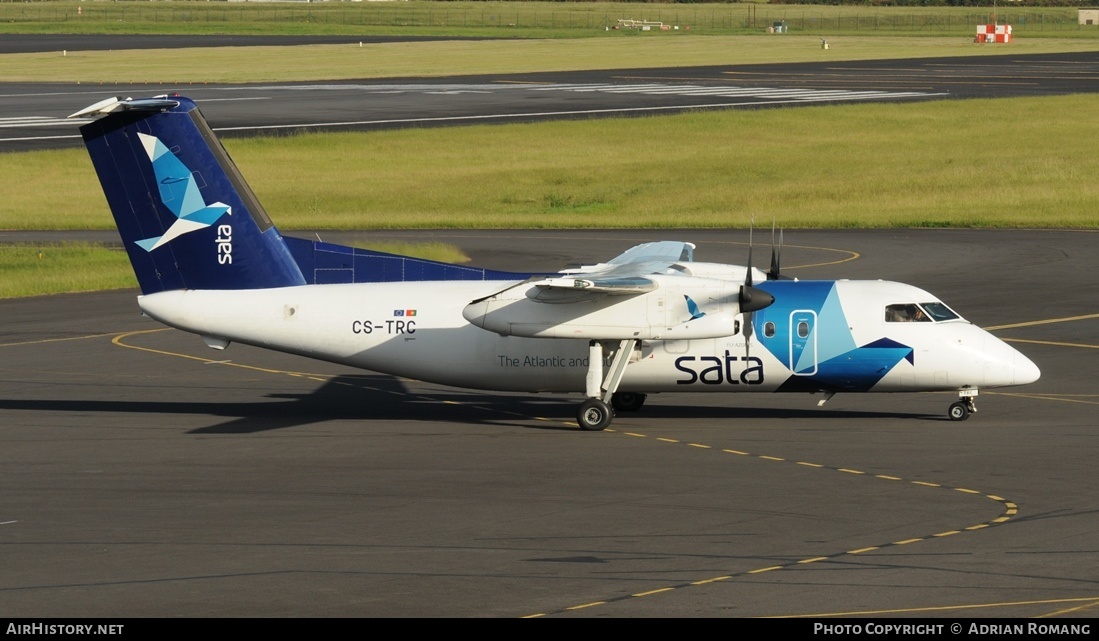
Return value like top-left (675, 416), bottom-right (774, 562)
top-left (532, 240), bottom-right (694, 297)
top-left (558, 240), bottom-right (694, 276)
top-left (463, 240), bottom-right (753, 339)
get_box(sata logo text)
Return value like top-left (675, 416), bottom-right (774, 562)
top-left (216, 224), bottom-right (233, 265)
top-left (675, 351), bottom-right (764, 385)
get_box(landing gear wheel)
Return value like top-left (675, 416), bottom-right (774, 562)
top-left (578, 399), bottom-right (614, 431)
top-left (948, 401), bottom-right (970, 422)
top-left (611, 392), bottom-right (647, 412)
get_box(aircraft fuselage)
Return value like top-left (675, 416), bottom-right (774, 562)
top-left (137, 276), bottom-right (1038, 397)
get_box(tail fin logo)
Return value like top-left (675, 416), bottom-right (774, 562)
top-left (134, 132), bottom-right (231, 252)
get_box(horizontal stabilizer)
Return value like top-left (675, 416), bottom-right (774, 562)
top-left (68, 96), bottom-right (182, 119)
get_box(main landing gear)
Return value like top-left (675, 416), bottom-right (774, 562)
top-left (948, 389), bottom-right (978, 421)
top-left (576, 339), bottom-right (644, 431)
top-left (611, 391), bottom-right (647, 412)
top-left (578, 398), bottom-right (614, 431)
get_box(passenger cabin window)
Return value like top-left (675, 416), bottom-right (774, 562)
top-left (797, 321), bottom-right (809, 338)
top-left (764, 322), bottom-right (775, 338)
top-left (885, 303), bottom-right (932, 323)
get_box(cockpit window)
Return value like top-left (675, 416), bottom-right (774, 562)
top-left (885, 302), bottom-right (961, 323)
top-left (885, 303), bottom-right (931, 323)
top-left (920, 302), bottom-right (960, 322)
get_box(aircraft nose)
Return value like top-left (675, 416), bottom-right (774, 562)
top-left (1011, 348), bottom-right (1041, 385)
top-left (981, 332), bottom-right (1040, 387)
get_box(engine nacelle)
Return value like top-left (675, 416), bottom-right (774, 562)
top-left (463, 275), bottom-right (748, 340)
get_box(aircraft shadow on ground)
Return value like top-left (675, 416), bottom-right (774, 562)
top-left (1, 374), bottom-right (939, 435)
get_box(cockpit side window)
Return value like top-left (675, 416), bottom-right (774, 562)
top-left (885, 303), bottom-right (932, 323)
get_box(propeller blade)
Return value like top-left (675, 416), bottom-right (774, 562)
top-left (744, 310), bottom-right (754, 351)
top-left (740, 216), bottom-right (774, 358)
top-left (744, 218), bottom-right (755, 357)
top-left (746, 237), bottom-right (754, 288)
top-left (769, 223), bottom-right (782, 281)
top-left (739, 217), bottom-right (774, 313)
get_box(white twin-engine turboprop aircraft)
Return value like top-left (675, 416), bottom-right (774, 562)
top-left (70, 95), bottom-right (1040, 430)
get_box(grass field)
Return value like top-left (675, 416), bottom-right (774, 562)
top-left (1, 1), bottom-right (1093, 38)
top-left (8, 94), bottom-right (1098, 232)
top-left (2, 3), bottom-right (1098, 297)
top-left (0, 240), bottom-right (473, 299)
top-left (0, 243), bottom-right (135, 298)
top-left (5, 34), bottom-right (1099, 84)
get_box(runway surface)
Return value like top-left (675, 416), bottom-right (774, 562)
top-left (2, 228), bottom-right (1097, 618)
top-left (4, 51), bottom-right (1099, 151)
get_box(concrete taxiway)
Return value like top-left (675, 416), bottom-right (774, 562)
top-left (2, 229), bottom-right (1097, 618)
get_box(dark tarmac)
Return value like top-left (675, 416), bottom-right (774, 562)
top-left (2, 228), bottom-right (1097, 618)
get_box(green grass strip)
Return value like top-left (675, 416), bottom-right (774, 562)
top-left (9, 94), bottom-right (1097, 232)
top-left (4, 35), bottom-right (1098, 84)
top-left (1, 1), bottom-right (1094, 39)
top-left (0, 241), bottom-right (469, 299)
top-left (0, 243), bottom-right (135, 298)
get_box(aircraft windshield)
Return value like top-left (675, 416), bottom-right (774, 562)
top-left (885, 302), bottom-right (960, 323)
top-left (920, 302), bottom-right (960, 322)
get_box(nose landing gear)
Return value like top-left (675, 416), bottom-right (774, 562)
top-left (948, 391), bottom-right (978, 421)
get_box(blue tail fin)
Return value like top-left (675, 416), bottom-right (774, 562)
top-left (76, 96), bottom-right (307, 294)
